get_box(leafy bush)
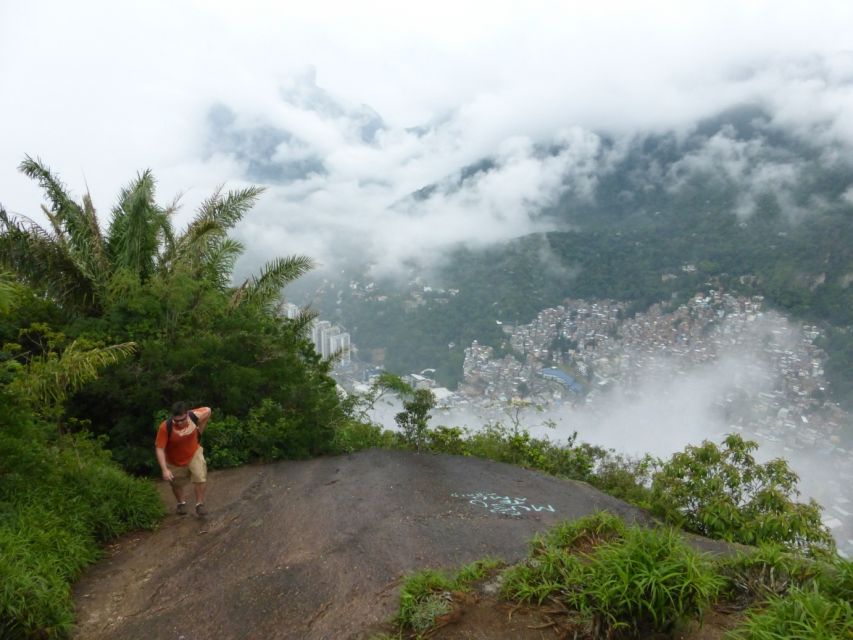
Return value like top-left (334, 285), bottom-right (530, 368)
top-left (394, 388), bottom-right (435, 452)
top-left (501, 547), bottom-right (582, 604)
top-left (500, 515), bottom-right (722, 637)
top-left (426, 426), bottom-right (470, 456)
top-left (727, 588), bottom-right (853, 639)
top-left (397, 559), bottom-right (502, 634)
top-left (201, 414), bottom-right (251, 468)
top-left (331, 420), bottom-right (396, 454)
top-left (0, 411), bottom-right (163, 638)
top-left (651, 434), bottom-right (835, 557)
top-left (562, 526), bottom-right (723, 637)
top-left (537, 510), bottom-right (626, 551)
top-left (716, 544), bottom-right (823, 606)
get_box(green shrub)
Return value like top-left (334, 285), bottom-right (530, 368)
top-left (716, 544), bottom-right (822, 605)
top-left (816, 558), bottom-right (853, 603)
top-left (727, 588), bottom-right (853, 639)
top-left (589, 453), bottom-right (656, 507)
top-left (501, 548), bottom-right (582, 604)
top-left (538, 510), bottom-right (626, 551)
top-left (651, 434), bottom-right (835, 558)
top-left (397, 569), bottom-right (455, 632)
top-left (397, 559), bottom-right (502, 634)
top-left (332, 420), bottom-right (396, 454)
top-left (202, 415), bottom-right (251, 468)
top-left (562, 525), bottom-right (723, 637)
top-left (0, 425), bottom-right (163, 638)
top-left (426, 426), bottom-right (470, 456)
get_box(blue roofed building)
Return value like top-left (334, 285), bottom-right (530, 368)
top-left (539, 368), bottom-right (583, 393)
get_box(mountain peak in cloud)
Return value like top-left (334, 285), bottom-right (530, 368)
top-left (280, 67), bottom-right (386, 144)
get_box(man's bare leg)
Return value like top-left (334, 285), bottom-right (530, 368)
top-left (194, 482), bottom-right (206, 506)
top-left (170, 481), bottom-right (185, 504)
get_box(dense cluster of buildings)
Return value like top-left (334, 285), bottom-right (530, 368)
top-left (460, 290), bottom-right (853, 556)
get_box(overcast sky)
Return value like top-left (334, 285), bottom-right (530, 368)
top-left (2, 0), bottom-right (853, 277)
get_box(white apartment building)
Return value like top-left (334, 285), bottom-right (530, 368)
top-left (311, 319), bottom-right (351, 363)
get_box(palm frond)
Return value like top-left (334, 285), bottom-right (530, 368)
top-left (178, 218), bottom-right (224, 254)
top-left (157, 193), bottom-right (181, 262)
top-left (197, 185), bottom-right (265, 231)
top-left (168, 185), bottom-right (264, 279)
top-left (0, 207), bottom-right (96, 312)
top-left (20, 157), bottom-right (108, 290)
top-left (19, 156), bottom-right (79, 216)
top-left (12, 340), bottom-right (136, 407)
top-left (231, 255), bottom-right (315, 312)
top-left (0, 271), bottom-right (17, 314)
top-left (201, 237), bottom-right (244, 291)
top-left (82, 191), bottom-right (109, 278)
top-left (107, 170), bottom-right (166, 281)
top-left (289, 306), bottom-right (318, 337)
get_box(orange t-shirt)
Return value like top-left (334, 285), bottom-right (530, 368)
top-left (154, 407), bottom-right (209, 466)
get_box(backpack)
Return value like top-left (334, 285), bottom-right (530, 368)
top-left (166, 411), bottom-right (200, 443)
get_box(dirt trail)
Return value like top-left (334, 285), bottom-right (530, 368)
top-left (73, 449), bottom-right (727, 640)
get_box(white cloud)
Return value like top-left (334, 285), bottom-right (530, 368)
top-left (3, 0), bottom-right (853, 274)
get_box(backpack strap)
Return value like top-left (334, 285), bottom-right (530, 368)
top-left (166, 411), bottom-right (201, 442)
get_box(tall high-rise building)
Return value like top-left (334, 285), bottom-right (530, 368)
top-left (310, 319), bottom-right (352, 363)
top-left (311, 320), bottom-right (332, 354)
top-left (281, 302), bottom-right (300, 319)
top-left (329, 332), bottom-right (351, 364)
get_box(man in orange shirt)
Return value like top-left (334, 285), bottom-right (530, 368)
top-left (155, 402), bottom-right (212, 516)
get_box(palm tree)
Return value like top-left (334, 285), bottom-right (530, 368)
top-left (0, 156), bottom-right (314, 318)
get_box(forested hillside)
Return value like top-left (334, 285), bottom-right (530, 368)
top-left (317, 107), bottom-right (853, 406)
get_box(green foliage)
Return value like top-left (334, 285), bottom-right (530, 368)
top-left (2, 158), bottom-right (342, 473)
top-left (537, 510), bottom-right (626, 551)
top-left (727, 588), bottom-right (853, 640)
top-left (717, 545), bottom-right (822, 605)
top-left (11, 338), bottom-right (136, 409)
top-left (394, 388), bottom-right (435, 452)
top-left (502, 513), bottom-right (623, 604)
top-left (200, 398), bottom-right (343, 469)
top-left (720, 548), bottom-right (853, 638)
top-left (0, 403), bottom-right (163, 638)
top-left (452, 557), bottom-right (503, 586)
top-left (397, 559), bottom-right (502, 634)
top-left (420, 422), bottom-right (654, 505)
top-left (200, 415), bottom-right (251, 468)
top-left (589, 453), bottom-right (657, 507)
top-left (500, 515), bottom-right (723, 636)
top-left (562, 525), bottom-right (723, 637)
top-left (331, 420), bottom-right (396, 454)
top-left (500, 549), bottom-right (582, 604)
top-left (650, 434), bottom-right (835, 557)
top-left (425, 426), bottom-right (469, 456)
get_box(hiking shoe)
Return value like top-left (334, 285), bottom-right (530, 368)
top-left (176, 502), bottom-right (188, 515)
top-left (195, 503), bottom-right (208, 516)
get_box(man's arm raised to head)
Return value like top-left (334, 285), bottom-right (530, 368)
top-left (194, 407), bottom-right (212, 433)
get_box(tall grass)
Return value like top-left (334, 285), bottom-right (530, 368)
top-left (564, 526), bottom-right (723, 636)
top-left (0, 422), bottom-right (163, 638)
top-left (501, 513), bottom-right (723, 637)
top-left (727, 588), bottom-right (853, 639)
top-left (396, 558), bottom-right (502, 635)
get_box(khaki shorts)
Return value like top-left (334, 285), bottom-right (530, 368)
top-left (168, 447), bottom-right (207, 485)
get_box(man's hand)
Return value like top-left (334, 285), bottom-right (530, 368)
top-left (162, 469), bottom-right (175, 482)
